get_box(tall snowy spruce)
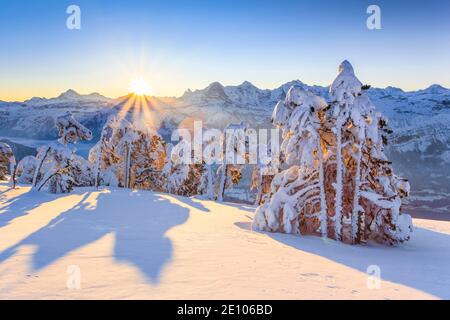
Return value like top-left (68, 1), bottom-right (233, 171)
top-left (253, 61), bottom-right (413, 245)
top-left (0, 142), bottom-right (16, 187)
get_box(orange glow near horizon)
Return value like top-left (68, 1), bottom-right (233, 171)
top-left (115, 92), bottom-right (171, 130)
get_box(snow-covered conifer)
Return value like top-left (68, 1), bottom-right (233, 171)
top-left (0, 142), bottom-right (16, 187)
top-left (253, 87), bottom-right (329, 235)
top-left (15, 156), bottom-right (37, 184)
top-left (216, 123), bottom-right (248, 202)
top-left (167, 138), bottom-right (206, 196)
top-left (251, 144), bottom-right (279, 205)
top-left (253, 61), bottom-right (413, 245)
top-left (202, 132), bottom-right (220, 200)
top-left (56, 112), bottom-right (93, 145)
top-left (32, 112), bottom-right (94, 193)
top-left (90, 116), bottom-right (166, 190)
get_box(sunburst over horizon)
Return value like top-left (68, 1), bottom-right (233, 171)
top-left (129, 78), bottom-right (152, 96)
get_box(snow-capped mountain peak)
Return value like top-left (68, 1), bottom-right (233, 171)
top-left (422, 84), bottom-right (448, 95)
top-left (239, 80), bottom-right (257, 88)
top-left (204, 82), bottom-right (227, 97)
top-left (57, 89), bottom-right (81, 100)
top-left (384, 86), bottom-right (404, 94)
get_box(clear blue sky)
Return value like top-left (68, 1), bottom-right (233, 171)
top-left (0, 0), bottom-right (449, 100)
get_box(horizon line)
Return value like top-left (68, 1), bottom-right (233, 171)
top-left (2, 81), bottom-right (449, 103)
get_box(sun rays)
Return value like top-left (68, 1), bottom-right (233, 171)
top-left (115, 89), bottom-right (167, 130)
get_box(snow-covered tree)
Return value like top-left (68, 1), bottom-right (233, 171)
top-left (327, 61), bottom-right (412, 244)
top-left (32, 112), bottom-right (94, 193)
top-left (166, 138), bottom-right (207, 196)
top-left (15, 156), bottom-right (37, 184)
top-left (201, 129), bottom-right (224, 200)
top-left (0, 142), bottom-right (16, 187)
top-left (216, 123), bottom-right (248, 202)
top-left (251, 145), bottom-right (279, 205)
top-left (253, 61), bottom-right (413, 245)
top-left (253, 87), bottom-right (330, 236)
top-left (33, 144), bottom-right (75, 193)
top-left (90, 116), bottom-right (166, 190)
top-left (56, 112), bottom-right (93, 145)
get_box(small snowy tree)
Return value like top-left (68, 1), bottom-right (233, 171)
top-left (34, 145), bottom-right (75, 193)
top-left (251, 144), bottom-right (279, 205)
top-left (216, 123), bottom-right (248, 202)
top-left (56, 112), bottom-right (93, 145)
top-left (32, 112), bottom-right (94, 193)
top-left (15, 156), bottom-right (37, 184)
top-left (202, 131), bottom-right (221, 200)
top-left (89, 116), bottom-right (123, 187)
top-left (132, 131), bottom-right (167, 191)
top-left (253, 61), bottom-right (413, 245)
top-left (90, 116), bottom-right (166, 190)
top-left (0, 142), bottom-right (16, 187)
top-left (167, 138), bottom-right (206, 196)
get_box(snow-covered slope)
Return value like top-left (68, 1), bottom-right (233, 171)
top-left (1, 83), bottom-right (450, 203)
top-left (0, 183), bottom-right (449, 299)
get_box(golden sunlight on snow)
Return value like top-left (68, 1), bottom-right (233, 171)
top-left (0, 184), bottom-right (448, 299)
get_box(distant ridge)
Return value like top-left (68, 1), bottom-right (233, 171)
top-left (3, 81), bottom-right (449, 104)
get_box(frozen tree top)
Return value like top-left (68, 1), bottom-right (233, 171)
top-left (287, 86), bottom-right (327, 109)
top-left (338, 60), bottom-right (355, 74)
top-left (273, 86), bottom-right (327, 129)
top-left (56, 112), bottom-right (93, 145)
top-left (0, 142), bottom-right (13, 154)
top-left (104, 116), bottom-right (159, 139)
top-left (329, 60), bottom-right (363, 104)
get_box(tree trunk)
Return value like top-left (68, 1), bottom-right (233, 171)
top-left (334, 118), bottom-right (343, 241)
top-left (255, 166), bottom-right (263, 205)
top-left (217, 164), bottom-right (228, 202)
top-left (124, 143), bottom-right (132, 189)
top-left (94, 136), bottom-right (104, 188)
top-left (351, 142), bottom-right (362, 243)
top-left (32, 146), bottom-right (50, 188)
top-left (317, 139), bottom-right (328, 238)
top-left (207, 165), bottom-right (214, 200)
top-left (10, 162), bottom-right (17, 189)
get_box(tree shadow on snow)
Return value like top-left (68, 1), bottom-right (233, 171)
top-left (252, 226), bottom-right (450, 299)
top-left (0, 188), bottom-right (192, 284)
top-left (164, 194), bottom-right (211, 213)
top-left (0, 188), bottom-right (58, 229)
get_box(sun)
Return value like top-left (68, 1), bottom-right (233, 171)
top-left (129, 78), bottom-right (151, 96)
